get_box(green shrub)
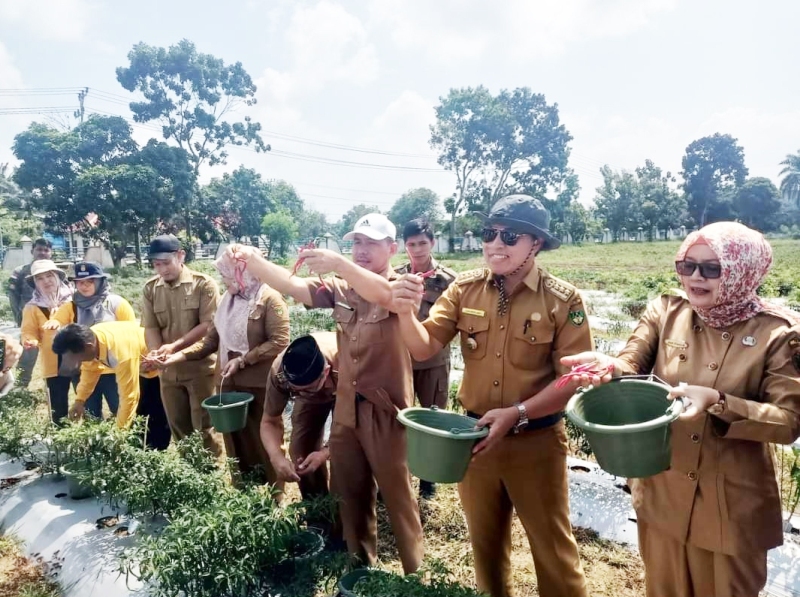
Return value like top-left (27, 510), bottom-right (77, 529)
top-left (353, 560), bottom-right (485, 597)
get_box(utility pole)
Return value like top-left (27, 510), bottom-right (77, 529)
top-left (74, 87), bottom-right (88, 124)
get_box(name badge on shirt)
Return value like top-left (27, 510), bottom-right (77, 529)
top-left (665, 339), bottom-right (688, 349)
top-left (462, 308), bottom-right (485, 317)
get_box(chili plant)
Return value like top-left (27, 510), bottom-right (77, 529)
top-left (353, 560), bottom-right (486, 597)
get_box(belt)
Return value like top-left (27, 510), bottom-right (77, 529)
top-left (467, 410), bottom-right (564, 434)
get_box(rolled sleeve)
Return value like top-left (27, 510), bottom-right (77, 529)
top-left (422, 283), bottom-right (461, 348)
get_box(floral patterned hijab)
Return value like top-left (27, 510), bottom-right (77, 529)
top-left (676, 222), bottom-right (798, 328)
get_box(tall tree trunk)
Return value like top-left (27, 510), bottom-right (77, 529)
top-left (133, 228), bottom-right (142, 269)
top-left (449, 211), bottom-right (456, 253)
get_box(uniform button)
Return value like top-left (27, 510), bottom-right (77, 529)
top-left (351, 336), bottom-right (357, 342)
top-left (353, 358), bottom-right (358, 363)
top-left (690, 433), bottom-right (700, 443)
top-left (358, 317), bottom-right (363, 322)
top-left (373, 314), bottom-right (377, 319)
top-left (493, 380), bottom-right (499, 387)
top-left (499, 325), bottom-right (505, 330)
top-left (469, 326), bottom-right (474, 332)
top-left (687, 471), bottom-right (697, 481)
top-left (708, 362), bottom-right (718, 371)
top-left (721, 332), bottom-right (731, 341)
top-left (496, 352), bottom-right (501, 358)
top-left (351, 381), bottom-right (357, 386)
top-left (678, 354), bottom-right (687, 362)
top-left (530, 337), bottom-right (536, 342)
top-left (693, 325), bottom-right (702, 333)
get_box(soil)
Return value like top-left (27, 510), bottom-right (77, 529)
top-left (0, 535), bottom-right (60, 597)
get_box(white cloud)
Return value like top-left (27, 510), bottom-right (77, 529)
top-left (0, 0), bottom-right (94, 42)
top-left (369, 0), bottom-right (678, 64)
top-left (0, 42), bottom-right (28, 168)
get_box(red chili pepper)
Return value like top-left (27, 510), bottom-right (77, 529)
top-left (554, 361), bottom-right (614, 389)
top-left (291, 240), bottom-right (318, 276)
top-left (419, 269), bottom-right (436, 279)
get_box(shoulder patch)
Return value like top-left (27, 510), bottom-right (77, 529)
top-left (439, 265), bottom-right (458, 283)
top-left (543, 277), bottom-right (575, 302)
top-left (455, 268), bottom-right (489, 286)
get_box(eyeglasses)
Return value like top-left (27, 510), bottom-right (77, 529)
top-left (481, 228), bottom-right (527, 246)
top-left (675, 260), bottom-right (722, 279)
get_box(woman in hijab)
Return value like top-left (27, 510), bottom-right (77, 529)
top-left (562, 222), bottom-right (800, 597)
top-left (20, 260), bottom-right (76, 423)
top-left (162, 252), bottom-right (290, 486)
top-left (47, 261), bottom-right (135, 419)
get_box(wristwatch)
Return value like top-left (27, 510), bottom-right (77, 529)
top-left (513, 402), bottom-right (529, 431)
top-left (708, 391), bottom-right (726, 416)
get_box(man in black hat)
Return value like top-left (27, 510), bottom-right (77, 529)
top-left (261, 332), bottom-right (338, 503)
top-left (360, 194), bottom-right (592, 597)
top-left (141, 234), bottom-right (223, 455)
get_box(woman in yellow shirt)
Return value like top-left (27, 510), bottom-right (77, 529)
top-left (47, 262), bottom-right (135, 419)
top-left (20, 260), bottom-right (74, 422)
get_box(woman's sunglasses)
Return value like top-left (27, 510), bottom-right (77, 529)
top-left (481, 228), bottom-right (527, 246)
top-left (675, 260), bottom-right (722, 279)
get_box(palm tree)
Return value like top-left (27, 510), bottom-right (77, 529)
top-left (779, 151), bottom-right (800, 205)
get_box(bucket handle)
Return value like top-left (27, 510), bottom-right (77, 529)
top-left (426, 405), bottom-right (481, 434)
top-left (579, 373), bottom-right (686, 414)
top-left (216, 373), bottom-right (230, 407)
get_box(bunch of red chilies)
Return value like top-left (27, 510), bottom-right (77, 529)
top-left (554, 360), bottom-right (614, 389)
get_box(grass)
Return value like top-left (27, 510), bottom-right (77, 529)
top-left (0, 535), bottom-right (61, 597)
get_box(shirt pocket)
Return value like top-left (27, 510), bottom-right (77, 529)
top-left (333, 303), bottom-right (355, 334)
top-left (509, 326), bottom-right (554, 370)
top-left (361, 306), bottom-right (391, 344)
top-left (456, 317), bottom-right (490, 361)
top-left (153, 294), bottom-right (169, 329)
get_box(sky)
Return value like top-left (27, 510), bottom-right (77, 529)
top-left (1, 0), bottom-right (799, 222)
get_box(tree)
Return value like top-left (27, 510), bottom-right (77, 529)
top-left (731, 177), bottom-right (782, 232)
top-left (430, 86), bottom-right (571, 250)
top-left (636, 160), bottom-right (686, 239)
top-left (116, 39), bottom-right (269, 239)
top-left (298, 209), bottom-right (329, 240)
top-left (261, 210), bottom-right (298, 259)
top-left (387, 188), bottom-right (442, 230)
top-left (680, 133), bottom-right (748, 226)
top-left (266, 180), bottom-right (304, 219)
top-left (0, 166), bottom-right (43, 246)
top-left (592, 166), bottom-right (643, 240)
top-left (779, 151), bottom-right (800, 205)
top-left (12, 116), bottom-right (196, 266)
top-left (203, 167), bottom-right (274, 240)
top-left (335, 204), bottom-right (381, 239)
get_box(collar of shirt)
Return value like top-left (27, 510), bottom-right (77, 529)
top-left (155, 265), bottom-right (194, 289)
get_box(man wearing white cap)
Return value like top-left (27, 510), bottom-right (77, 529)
top-left (227, 214), bottom-right (423, 574)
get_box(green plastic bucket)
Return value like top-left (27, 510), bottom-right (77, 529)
top-left (397, 407), bottom-right (489, 484)
top-left (565, 377), bottom-right (684, 478)
top-left (201, 392), bottom-right (254, 433)
top-left (337, 569), bottom-right (389, 597)
top-left (62, 461), bottom-right (93, 500)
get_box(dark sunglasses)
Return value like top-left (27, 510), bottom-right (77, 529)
top-left (675, 260), bottom-right (722, 279)
top-left (481, 228), bottom-right (527, 246)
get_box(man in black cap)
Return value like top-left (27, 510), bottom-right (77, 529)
top-left (360, 194), bottom-right (592, 597)
top-left (260, 332), bottom-right (338, 503)
top-left (141, 234), bottom-right (223, 455)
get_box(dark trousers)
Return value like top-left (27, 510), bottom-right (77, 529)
top-left (46, 375), bottom-right (79, 424)
top-left (17, 346), bottom-right (38, 388)
top-left (137, 376), bottom-right (171, 450)
top-left (84, 373), bottom-right (120, 419)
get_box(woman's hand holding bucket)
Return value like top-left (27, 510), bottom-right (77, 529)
top-left (667, 383), bottom-right (720, 420)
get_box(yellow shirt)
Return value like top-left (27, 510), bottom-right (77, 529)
top-left (20, 304), bottom-right (62, 378)
top-left (75, 321), bottom-right (158, 428)
top-left (52, 295), bottom-right (137, 380)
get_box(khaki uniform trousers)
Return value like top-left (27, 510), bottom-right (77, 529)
top-left (412, 363), bottom-right (449, 409)
top-left (459, 421), bottom-right (587, 597)
top-left (222, 386), bottom-right (280, 489)
top-left (160, 373), bottom-right (224, 457)
top-left (290, 398), bottom-right (334, 501)
top-left (638, 521), bottom-right (767, 597)
top-left (329, 399), bottom-right (424, 574)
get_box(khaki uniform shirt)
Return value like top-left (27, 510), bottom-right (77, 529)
top-left (141, 266), bottom-right (219, 382)
top-left (423, 266), bottom-right (593, 415)
top-left (182, 285), bottom-right (290, 388)
top-left (307, 274), bottom-right (413, 428)
top-left (264, 331), bottom-right (339, 418)
top-left (396, 259), bottom-right (457, 370)
top-left (618, 294), bottom-right (800, 556)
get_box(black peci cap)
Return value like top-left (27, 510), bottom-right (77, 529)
top-left (281, 336), bottom-right (325, 387)
top-left (148, 234), bottom-right (181, 260)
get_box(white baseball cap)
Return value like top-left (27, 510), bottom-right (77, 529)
top-left (343, 213), bottom-right (396, 241)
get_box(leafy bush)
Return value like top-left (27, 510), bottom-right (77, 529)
top-left (353, 560), bottom-right (485, 597)
top-left (122, 487), bottom-right (305, 597)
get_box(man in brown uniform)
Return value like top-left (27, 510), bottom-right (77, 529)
top-left (141, 234), bottom-right (223, 456)
top-left (385, 196), bottom-right (591, 597)
top-left (228, 214), bottom-right (423, 574)
top-left (395, 218), bottom-right (456, 499)
top-left (261, 332), bottom-right (338, 502)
